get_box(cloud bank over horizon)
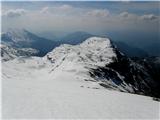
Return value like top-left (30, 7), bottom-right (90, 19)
top-left (2, 1), bottom-right (159, 35)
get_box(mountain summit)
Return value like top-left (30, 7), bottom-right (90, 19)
top-left (46, 37), bottom-right (116, 66)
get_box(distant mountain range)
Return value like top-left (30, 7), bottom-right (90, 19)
top-left (113, 41), bottom-right (148, 57)
top-left (1, 29), bottom-right (159, 60)
top-left (1, 29), bottom-right (60, 56)
top-left (1, 44), bottom-right (38, 62)
top-left (144, 43), bottom-right (160, 56)
top-left (106, 31), bottom-right (160, 57)
top-left (59, 31), bottom-right (94, 45)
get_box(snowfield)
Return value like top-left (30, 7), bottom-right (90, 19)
top-left (2, 37), bottom-right (160, 119)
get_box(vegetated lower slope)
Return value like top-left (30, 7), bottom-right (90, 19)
top-left (2, 37), bottom-right (159, 119)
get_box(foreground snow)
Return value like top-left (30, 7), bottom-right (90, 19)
top-left (2, 57), bottom-right (159, 119)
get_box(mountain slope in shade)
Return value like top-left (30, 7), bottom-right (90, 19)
top-left (144, 42), bottom-right (160, 56)
top-left (2, 37), bottom-right (159, 119)
top-left (113, 41), bottom-right (148, 57)
top-left (60, 31), bottom-right (94, 45)
top-left (1, 29), bottom-right (59, 56)
top-left (90, 49), bottom-right (160, 98)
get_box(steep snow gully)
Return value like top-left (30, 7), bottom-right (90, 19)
top-left (2, 37), bottom-right (160, 119)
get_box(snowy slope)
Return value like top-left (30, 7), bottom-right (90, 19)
top-left (2, 37), bottom-right (159, 119)
top-left (1, 44), bottom-right (38, 61)
top-left (2, 57), bottom-right (159, 119)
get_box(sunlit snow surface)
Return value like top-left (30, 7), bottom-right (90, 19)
top-left (2, 37), bottom-right (160, 119)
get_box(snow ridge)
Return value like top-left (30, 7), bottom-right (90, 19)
top-left (46, 37), bottom-right (116, 67)
top-left (1, 44), bottom-right (38, 61)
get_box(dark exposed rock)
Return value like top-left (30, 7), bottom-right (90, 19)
top-left (90, 48), bottom-right (160, 98)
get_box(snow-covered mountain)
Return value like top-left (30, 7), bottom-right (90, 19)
top-left (91, 51), bottom-right (160, 98)
top-left (2, 29), bottom-right (35, 43)
top-left (45, 37), bottom-right (160, 97)
top-left (46, 37), bottom-right (116, 66)
top-left (2, 37), bottom-right (159, 118)
top-left (1, 29), bottom-right (59, 56)
top-left (1, 44), bottom-right (39, 61)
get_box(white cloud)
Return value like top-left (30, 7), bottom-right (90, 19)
top-left (140, 14), bottom-right (158, 21)
top-left (119, 12), bottom-right (159, 22)
top-left (40, 7), bottom-right (49, 14)
top-left (87, 9), bottom-right (109, 17)
top-left (2, 6), bottom-right (159, 34)
top-left (119, 11), bottom-right (129, 17)
top-left (39, 5), bottom-right (73, 15)
top-left (119, 11), bottom-right (138, 20)
top-left (58, 4), bottom-right (72, 11)
top-left (3, 9), bottom-right (27, 18)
